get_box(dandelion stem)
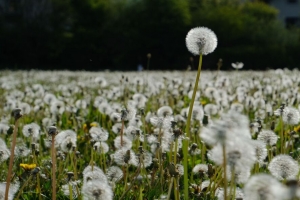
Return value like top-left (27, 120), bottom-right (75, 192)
top-left (71, 151), bottom-right (78, 179)
top-left (280, 116), bottom-right (284, 154)
top-left (183, 53), bottom-right (203, 200)
top-left (201, 142), bottom-right (206, 163)
top-left (186, 53), bottom-right (202, 139)
top-left (167, 177), bottom-right (174, 200)
top-left (174, 177), bottom-right (179, 200)
top-left (5, 118), bottom-right (20, 200)
top-left (32, 138), bottom-right (42, 200)
top-left (90, 148), bottom-right (94, 171)
top-left (51, 134), bottom-right (57, 200)
top-left (15, 175), bottom-right (32, 200)
top-left (139, 185), bottom-right (143, 200)
top-left (120, 164), bottom-right (141, 200)
top-left (120, 120), bottom-right (124, 146)
top-left (222, 144), bottom-right (228, 200)
top-left (230, 167), bottom-right (235, 199)
top-left (182, 139), bottom-right (189, 200)
top-left (174, 139), bottom-right (178, 165)
top-left (37, 174), bottom-right (42, 200)
top-left (124, 165), bottom-right (129, 190)
top-left (102, 153), bottom-right (107, 172)
top-left (69, 183), bottom-right (73, 200)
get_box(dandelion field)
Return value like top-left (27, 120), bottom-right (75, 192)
top-left (1, 69), bottom-right (300, 200)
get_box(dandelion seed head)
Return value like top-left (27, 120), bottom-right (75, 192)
top-left (204, 103), bottom-right (219, 116)
top-left (43, 93), bottom-right (57, 105)
top-left (186, 27), bottom-right (218, 55)
top-left (55, 130), bottom-right (77, 153)
top-left (216, 187), bottom-right (244, 200)
top-left (90, 127), bottom-right (109, 142)
top-left (111, 123), bottom-right (123, 134)
top-left (157, 106), bottom-right (173, 117)
top-left (106, 166), bottom-right (123, 183)
top-left (112, 149), bottom-right (138, 167)
top-left (82, 180), bottom-right (113, 200)
top-left (138, 151), bottom-right (153, 168)
top-left (226, 167), bottom-right (250, 184)
top-left (61, 180), bottom-right (80, 198)
top-left (176, 164), bottom-right (184, 176)
top-left (22, 123), bottom-right (41, 139)
top-left (83, 165), bottom-right (108, 184)
top-left (146, 134), bottom-right (158, 144)
top-left (50, 100), bottom-right (65, 114)
top-left (150, 116), bottom-right (173, 129)
top-left (208, 138), bottom-right (256, 171)
top-left (0, 181), bottom-right (20, 200)
top-left (0, 149), bottom-right (10, 163)
top-left (257, 130), bottom-right (278, 146)
top-left (282, 107), bottom-right (300, 125)
top-left (244, 174), bottom-right (288, 200)
top-left (125, 126), bottom-right (142, 141)
top-left (132, 93), bottom-right (147, 109)
top-left (98, 102), bottom-right (112, 115)
top-left (192, 164), bottom-right (208, 175)
top-left (191, 105), bottom-right (204, 121)
top-left (14, 143), bottom-right (30, 158)
top-left (114, 136), bottom-right (132, 150)
top-left (128, 116), bottom-right (142, 127)
top-left (0, 123), bottom-right (9, 134)
top-left (231, 62), bottom-right (244, 69)
top-left (94, 142), bottom-right (109, 154)
top-left (251, 140), bottom-right (267, 164)
top-left (268, 155), bottom-right (299, 180)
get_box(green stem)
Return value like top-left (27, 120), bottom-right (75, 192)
top-left (121, 120), bottom-right (125, 146)
top-left (69, 183), bottom-right (73, 200)
top-left (37, 174), bottom-right (42, 200)
top-left (102, 153), bottom-right (107, 172)
top-left (139, 185), bottom-right (143, 200)
top-left (51, 134), bottom-right (57, 200)
top-left (182, 139), bottom-right (189, 200)
top-left (32, 138), bottom-right (42, 200)
top-left (120, 164), bottom-right (141, 200)
top-left (124, 165), bottom-right (129, 190)
top-left (15, 175), bottom-right (32, 200)
top-left (174, 177), bottom-right (179, 200)
top-left (90, 148), bottom-right (94, 171)
top-left (222, 144), bottom-right (228, 200)
top-left (71, 151), bottom-right (78, 179)
top-left (230, 167), bottom-right (235, 199)
top-left (167, 177), bottom-right (174, 200)
top-left (280, 116), bottom-right (284, 154)
top-left (201, 142), bottom-right (206, 163)
top-left (174, 139), bottom-right (178, 165)
top-left (186, 53), bottom-right (202, 139)
top-left (183, 53), bottom-right (203, 200)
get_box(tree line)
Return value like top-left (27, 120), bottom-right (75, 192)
top-left (0, 0), bottom-right (299, 70)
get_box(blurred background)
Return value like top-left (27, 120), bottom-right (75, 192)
top-left (0, 0), bottom-right (299, 71)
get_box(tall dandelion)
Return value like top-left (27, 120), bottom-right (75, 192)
top-left (184, 26), bottom-right (217, 200)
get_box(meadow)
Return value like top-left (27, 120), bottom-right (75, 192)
top-left (1, 69), bottom-right (300, 200)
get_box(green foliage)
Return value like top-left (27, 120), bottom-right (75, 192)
top-left (0, 0), bottom-right (299, 70)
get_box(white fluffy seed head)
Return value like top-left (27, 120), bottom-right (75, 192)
top-left (82, 180), bottom-right (113, 200)
top-left (186, 27), bottom-right (218, 55)
top-left (268, 155), bottom-right (299, 180)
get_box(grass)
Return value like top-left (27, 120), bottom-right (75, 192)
top-left (0, 69), bottom-right (299, 199)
